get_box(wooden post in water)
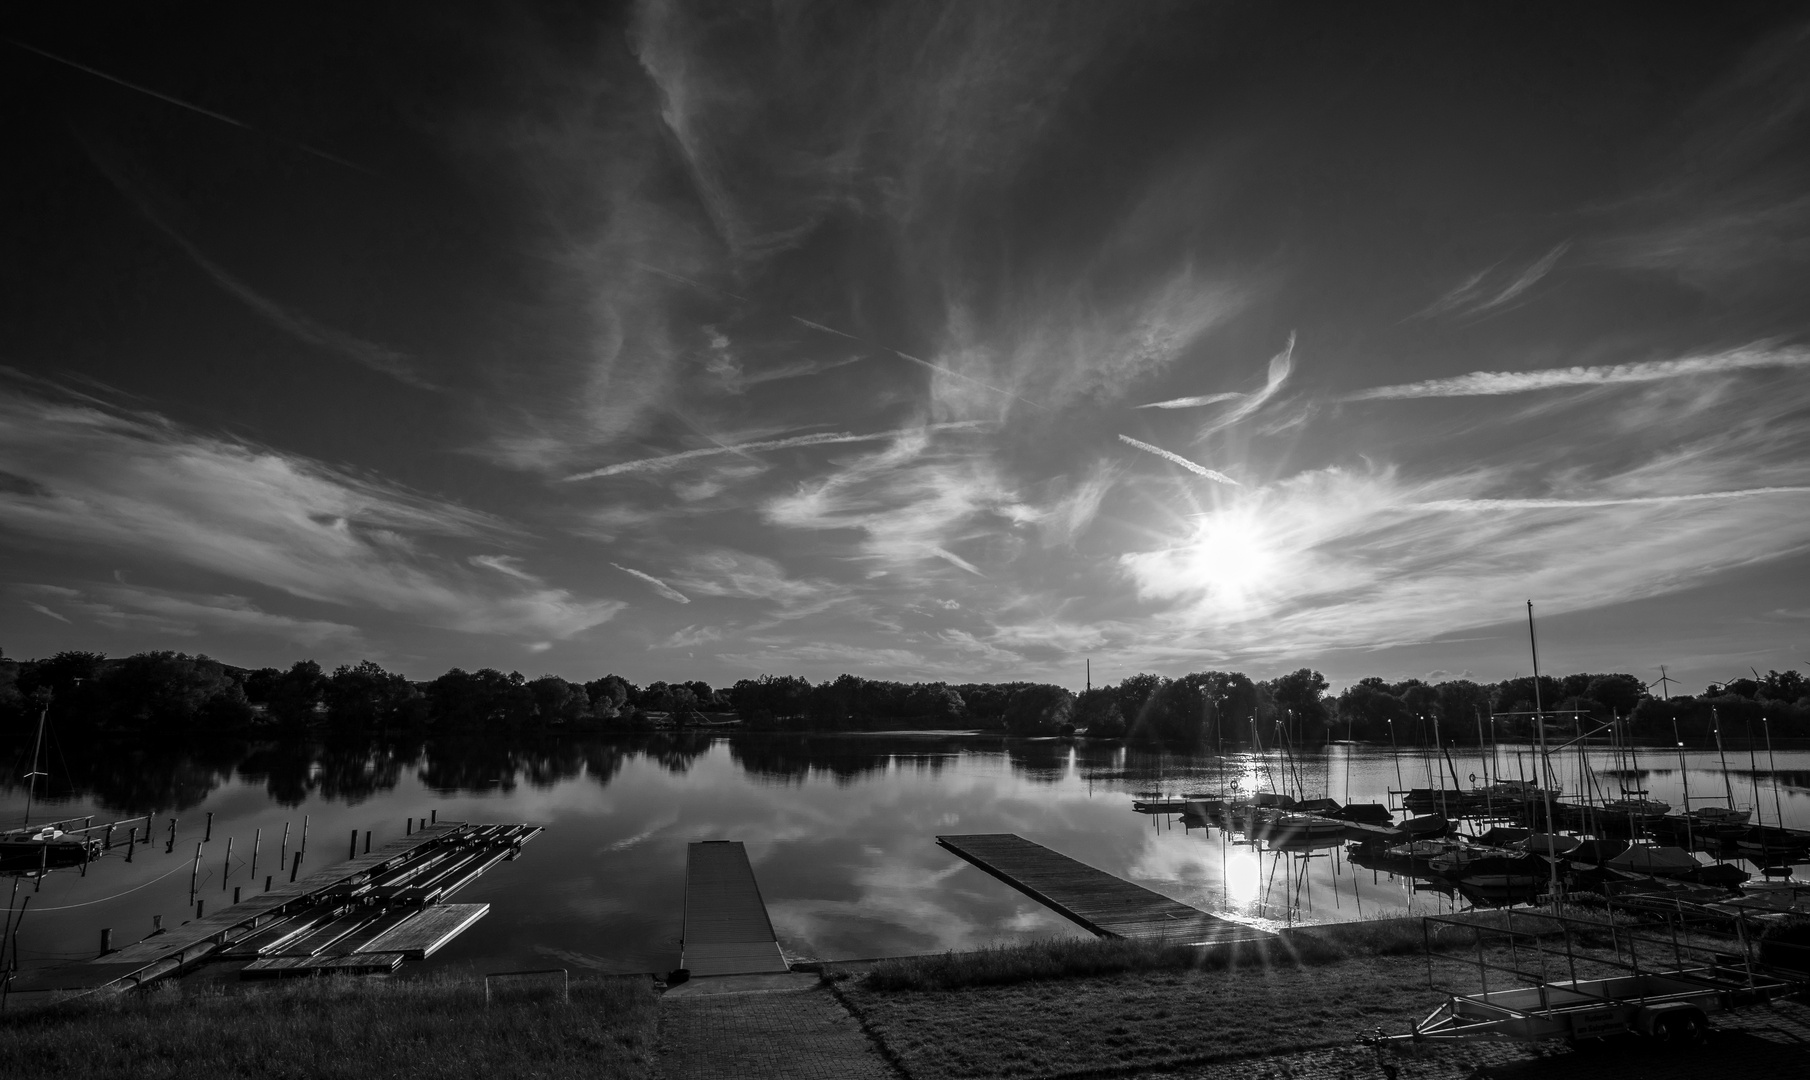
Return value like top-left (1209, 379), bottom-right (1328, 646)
top-left (104, 823), bottom-right (114, 850)
top-left (289, 851), bottom-right (301, 883)
top-left (126, 826), bottom-right (136, 862)
top-left (204, 812), bottom-right (213, 842)
top-left (363, 830), bottom-right (371, 854)
top-left (152, 914), bottom-right (162, 934)
top-left (280, 822), bottom-right (290, 868)
top-left (167, 816), bottom-right (177, 853)
top-left (233, 886), bottom-right (241, 905)
top-left (100, 928), bottom-right (111, 955)
top-left (406, 817), bottom-right (413, 836)
top-left (431, 809), bottom-right (436, 824)
top-left (251, 828), bottom-right (260, 877)
top-left (189, 842), bottom-right (202, 902)
top-left (222, 837), bottom-right (233, 889)
top-left (300, 815), bottom-right (308, 858)
top-left (36, 842), bottom-right (48, 891)
top-left (196, 900), bottom-right (204, 919)
top-left (264, 876), bottom-right (272, 892)
top-left (349, 830), bottom-right (357, 859)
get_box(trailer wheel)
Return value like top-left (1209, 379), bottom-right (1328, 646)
top-left (1651, 1011), bottom-right (1706, 1047)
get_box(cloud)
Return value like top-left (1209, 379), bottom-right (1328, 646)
top-left (1193, 333), bottom-right (1295, 438)
top-left (26, 602), bottom-right (71, 623)
top-left (663, 624), bottom-right (723, 649)
top-left (1345, 343), bottom-right (1810, 401)
top-left (669, 549), bottom-right (823, 606)
top-left (1417, 487), bottom-right (1810, 511)
top-left (1139, 334), bottom-right (1294, 417)
top-left (1416, 242), bottom-right (1570, 320)
top-left (563, 422), bottom-right (986, 481)
top-left (18, 583), bottom-right (362, 647)
top-left (469, 554), bottom-right (538, 581)
top-left (1116, 435), bottom-right (1240, 485)
top-left (75, 130), bottom-right (436, 390)
top-left (611, 564), bottom-right (691, 604)
top-left (0, 380), bottom-right (621, 640)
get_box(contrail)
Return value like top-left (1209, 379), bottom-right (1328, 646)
top-left (791, 316), bottom-right (859, 340)
top-left (930, 547), bottom-right (985, 576)
top-left (564, 422), bottom-right (986, 481)
top-left (1116, 435), bottom-right (1240, 486)
top-left (611, 564), bottom-right (690, 604)
top-left (630, 260), bottom-right (749, 302)
top-left (1418, 486), bottom-right (1810, 511)
top-left (1347, 344), bottom-right (1809, 401)
top-left (1138, 392), bottom-right (1243, 410)
top-left (7, 37), bottom-right (374, 175)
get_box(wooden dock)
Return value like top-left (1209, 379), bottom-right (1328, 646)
top-left (4, 822), bottom-right (538, 997)
top-left (937, 834), bottom-right (1271, 944)
top-left (680, 840), bottom-right (788, 977)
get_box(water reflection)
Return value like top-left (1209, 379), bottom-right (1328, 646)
top-left (2, 736), bottom-right (1807, 977)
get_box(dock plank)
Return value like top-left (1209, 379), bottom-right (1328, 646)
top-left (681, 841), bottom-right (788, 977)
top-left (356, 903), bottom-right (489, 960)
top-left (937, 833), bottom-right (1270, 944)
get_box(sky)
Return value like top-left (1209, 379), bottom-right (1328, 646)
top-left (3, 3), bottom-right (1809, 693)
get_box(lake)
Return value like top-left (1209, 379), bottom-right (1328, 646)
top-left (4, 731), bottom-right (1808, 978)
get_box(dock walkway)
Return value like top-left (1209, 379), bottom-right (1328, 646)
top-left (681, 841), bottom-right (788, 977)
top-left (937, 833), bottom-right (1270, 943)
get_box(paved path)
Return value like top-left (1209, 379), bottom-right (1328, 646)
top-left (656, 973), bottom-right (897, 1079)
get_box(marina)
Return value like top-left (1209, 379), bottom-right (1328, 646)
top-left (2, 821), bottom-right (539, 1000)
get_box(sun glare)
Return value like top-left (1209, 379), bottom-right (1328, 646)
top-left (1224, 850), bottom-right (1261, 904)
top-left (1182, 510), bottom-right (1277, 603)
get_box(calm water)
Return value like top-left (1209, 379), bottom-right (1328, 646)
top-left (4, 732), bottom-right (1808, 977)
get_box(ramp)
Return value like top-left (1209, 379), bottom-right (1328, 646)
top-left (938, 833), bottom-right (1271, 943)
top-left (681, 841), bottom-right (788, 977)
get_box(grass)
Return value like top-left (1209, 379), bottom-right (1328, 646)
top-left (838, 916), bottom-right (1648, 1079)
top-left (856, 915), bottom-right (1497, 993)
top-left (0, 972), bottom-right (659, 1080)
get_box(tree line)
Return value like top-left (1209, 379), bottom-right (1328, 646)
top-left (2, 648), bottom-right (1806, 746)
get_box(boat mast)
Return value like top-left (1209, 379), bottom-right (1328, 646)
top-left (21, 689), bottom-right (50, 829)
top-left (1763, 715), bottom-right (1785, 834)
top-left (1525, 601), bottom-right (1561, 901)
top-left (1711, 707), bottom-right (1736, 809)
top-left (1672, 718), bottom-right (1694, 851)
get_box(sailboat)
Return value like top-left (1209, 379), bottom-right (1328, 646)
top-left (1, 690), bottom-right (101, 873)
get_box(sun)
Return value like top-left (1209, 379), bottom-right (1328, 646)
top-left (1180, 509), bottom-right (1277, 604)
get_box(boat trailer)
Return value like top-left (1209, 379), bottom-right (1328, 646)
top-left (1369, 906), bottom-right (1807, 1046)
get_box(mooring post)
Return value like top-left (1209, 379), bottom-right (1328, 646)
top-left (196, 899), bottom-right (204, 919)
top-left (233, 886), bottom-right (241, 905)
top-left (204, 812), bottom-right (213, 843)
top-left (252, 828), bottom-right (261, 877)
top-left (431, 809), bottom-right (436, 824)
top-left (349, 830), bottom-right (357, 859)
top-left (406, 817), bottom-right (413, 836)
top-left (364, 830), bottom-right (371, 854)
top-left (104, 823), bottom-right (114, 850)
top-left (290, 850), bottom-right (301, 883)
top-left (126, 826), bottom-right (137, 862)
top-left (167, 816), bottom-right (177, 854)
top-left (100, 928), bottom-right (111, 955)
top-left (189, 841), bottom-right (202, 902)
top-left (222, 837), bottom-right (234, 889)
top-left (153, 914), bottom-right (162, 934)
top-left (265, 875), bottom-right (272, 892)
top-left (280, 822), bottom-right (290, 868)
top-left (300, 814), bottom-right (308, 858)
top-left (36, 843), bottom-right (48, 891)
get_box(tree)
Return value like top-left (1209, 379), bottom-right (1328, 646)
top-left (324, 660), bottom-right (418, 729)
top-left (1265, 668), bottom-right (1330, 742)
top-left (1003, 685), bottom-right (1074, 735)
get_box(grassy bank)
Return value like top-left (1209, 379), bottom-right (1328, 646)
top-left (836, 916), bottom-right (1633, 1079)
top-left (0, 972), bottom-right (659, 1080)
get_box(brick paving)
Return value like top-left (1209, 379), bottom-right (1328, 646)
top-left (655, 975), bottom-right (899, 1079)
